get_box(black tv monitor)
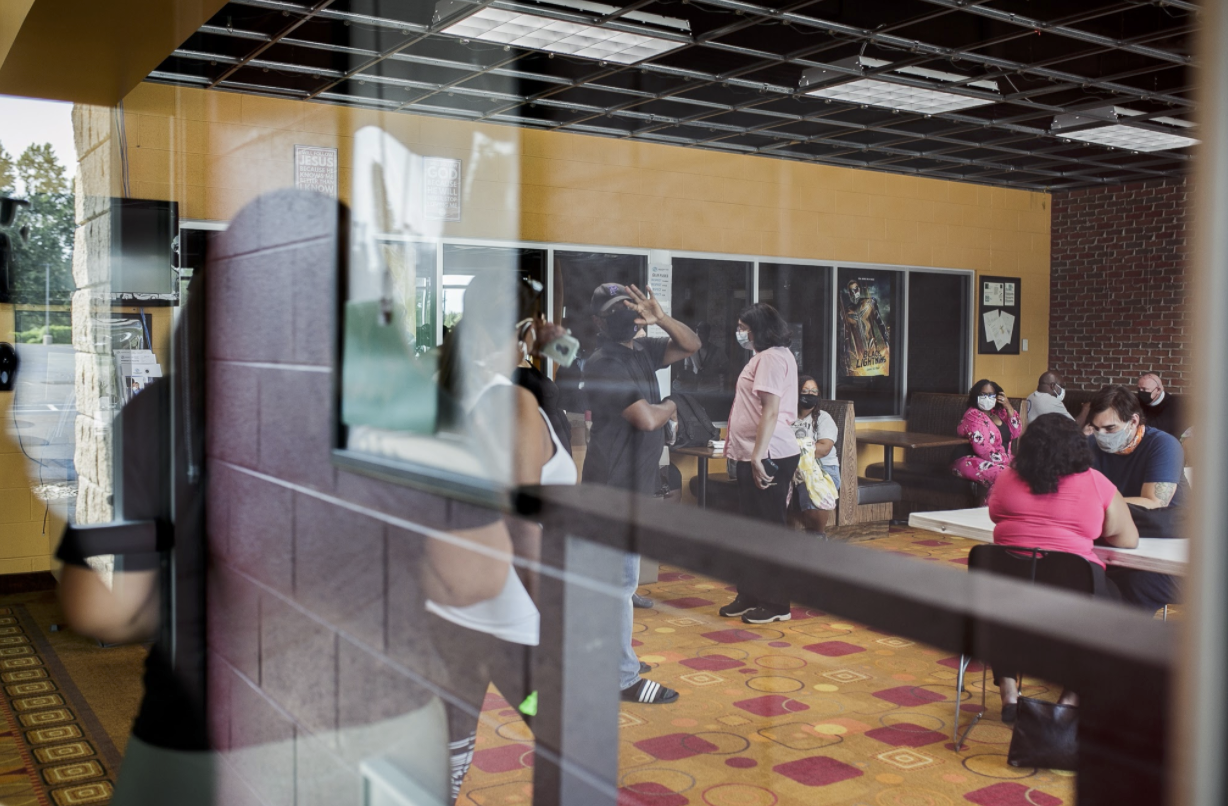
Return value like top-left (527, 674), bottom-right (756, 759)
top-left (110, 198), bottom-right (178, 301)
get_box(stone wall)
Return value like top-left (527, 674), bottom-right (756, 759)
top-left (70, 103), bottom-right (119, 525)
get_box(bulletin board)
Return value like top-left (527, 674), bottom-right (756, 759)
top-left (977, 275), bottom-right (1021, 355)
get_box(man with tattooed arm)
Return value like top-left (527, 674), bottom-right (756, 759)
top-left (1087, 384), bottom-right (1186, 612)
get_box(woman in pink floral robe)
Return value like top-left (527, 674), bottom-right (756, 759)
top-left (953, 379), bottom-right (1022, 488)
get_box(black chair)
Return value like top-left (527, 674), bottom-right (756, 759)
top-left (954, 544), bottom-right (1099, 749)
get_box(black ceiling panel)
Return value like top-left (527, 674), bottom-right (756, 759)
top-left (147, 0), bottom-right (1199, 190)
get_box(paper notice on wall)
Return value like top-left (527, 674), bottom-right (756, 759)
top-left (982, 309), bottom-right (1015, 351)
top-left (295, 145), bottom-right (338, 196)
top-left (1004, 282), bottom-right (1016, 307)
top-left (647, 263), bottom-right (672, 338)
top-left (982, 282), bottom-right (1004, 307)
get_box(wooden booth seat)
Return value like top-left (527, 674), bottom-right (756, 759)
top-left (864, 391), bottom-right (1022, 517)
top-left (686, 400), bottom-right (898, 526)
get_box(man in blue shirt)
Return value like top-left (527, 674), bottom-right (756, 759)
top-left (1087, 385), bottom-right (1185, 612)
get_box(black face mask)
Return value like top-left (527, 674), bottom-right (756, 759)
top-left (603, 308), bottom-right (640, 342)
top-left (799, 394), bottom-right (818, 410)
top-left (1138, 391), bottom-right (1157, 408)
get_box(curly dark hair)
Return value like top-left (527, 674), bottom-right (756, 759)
top-left (1013, 413), bottom-right (1093, 495)
top-left (738, 302), bottom-right (792, 350)
top-left (965, 378), bottom-right (1003, 411)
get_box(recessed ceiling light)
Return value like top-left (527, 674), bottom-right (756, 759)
top-left (434, 0), bottom-right (689, 64)
top-left (1051, 106), bottom-right (1198, 152)
top-left (800, 56), bottom-right (998, 115)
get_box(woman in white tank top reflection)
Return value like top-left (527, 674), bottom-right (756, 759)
top-left (427, 274), bottom-right (577, 803)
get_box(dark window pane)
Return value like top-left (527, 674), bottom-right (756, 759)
top-left (758, 263), bottom-right (833, 398)
top-left (906, 272), bottom-right (970, 403)
top-left (670, 257), bottom-right (752, 421)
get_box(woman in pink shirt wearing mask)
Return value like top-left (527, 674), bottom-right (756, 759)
top-left (717, 303), bottom-right (799, 625)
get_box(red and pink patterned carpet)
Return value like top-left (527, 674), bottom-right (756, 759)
top-left (458, 527), bottom-right (1084, 806)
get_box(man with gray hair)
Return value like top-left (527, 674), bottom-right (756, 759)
top-left (1137, 373), bottom-right (1186, 437)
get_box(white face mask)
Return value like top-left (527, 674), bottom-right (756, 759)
top-left (736, 330), bottom-right (753, 351)
top-left (1094, 421), bottom-right (1136, 453)
top-left (1054, 387), bottom-right (1066, 402)
top-left (977, 394), bottom-right (996, 411)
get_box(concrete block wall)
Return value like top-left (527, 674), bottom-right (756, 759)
top-left (206, 188), bottom-right (489, 804)
top-left (1050, 175), bottom-right (1191, 393)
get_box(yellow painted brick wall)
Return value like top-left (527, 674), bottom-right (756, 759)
top-left (0, 304), bottom-right (54, 574)
top-left (116, 82), bottom-right (1051, 402)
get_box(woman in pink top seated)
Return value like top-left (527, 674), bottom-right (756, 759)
top-left (988, 413), bottom-right (1138, 720)
top-left (717, 303), bottom-right (800, 626)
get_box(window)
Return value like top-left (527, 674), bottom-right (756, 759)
top-left (669, 257), bottom-right (752, 420)
top-left (907, 271), bottom-right (972, 400)
top-left (758, 262), bottom-right (834, 399)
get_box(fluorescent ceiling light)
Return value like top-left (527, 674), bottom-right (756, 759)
top-left (800, 56), bottom-right (998, 115)
top-left (1052, 106), bottom-right (1198, 152)
top-left (435, 0), bottom-right (688, 64)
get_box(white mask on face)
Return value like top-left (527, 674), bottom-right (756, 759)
top-left (1054, 387), bottom-right (1066, 402)
top-left (1094, 421), bottom-right (1135, 453)
top-left (977, 394), bottom-right (996, 411)
top-left (736, 330), bottom-right (753, 350)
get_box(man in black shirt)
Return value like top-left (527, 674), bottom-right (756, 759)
top-left (1136, 373), bottom-right (1187, 438)
top-left (583, 282), bottom-right (699, 704)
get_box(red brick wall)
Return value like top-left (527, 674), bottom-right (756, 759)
top-left (1049, 175), bottom-right (1191, 394)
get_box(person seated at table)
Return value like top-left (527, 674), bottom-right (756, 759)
top-left (1087, 384), bottom-right (1187, 612)
top-left (987, 412), bottom-right (1138, 720)
top-left (952, 379), bottom-right (1021, 489)
top-left (789, 375), bottom-right (840, 536)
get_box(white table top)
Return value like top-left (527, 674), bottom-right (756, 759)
top-left (908, 507), bottom-right (1188, 576)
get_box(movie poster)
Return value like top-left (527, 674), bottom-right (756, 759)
top-left (838, 269), bottom-right (892, 377)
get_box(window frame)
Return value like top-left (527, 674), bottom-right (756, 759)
top-left (332, 236), bottom-right (976, 493)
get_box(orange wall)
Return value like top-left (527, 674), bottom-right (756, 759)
top-left (114, 82), bottom-right (1051, 400)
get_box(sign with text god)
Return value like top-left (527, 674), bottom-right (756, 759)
top-left (295, 145), bottom-right (338, 197)
top-left (422, 157), bottom-right (462, 221)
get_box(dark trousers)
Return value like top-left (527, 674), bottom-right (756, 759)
top-left (1105, 566), bottom-right (1180, 614)
top-left (427, 613), bottom-right (534, 800)
top-left (733, 454), bottom-right (800, 614)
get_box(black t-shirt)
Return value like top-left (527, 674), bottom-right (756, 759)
top-left (1144, 395), bottom-right (1185, 438)
top-left (583, 336), bottom-right (669, 495)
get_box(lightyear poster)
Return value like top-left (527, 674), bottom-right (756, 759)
top-left (838, 269), bottom-right (892, 377)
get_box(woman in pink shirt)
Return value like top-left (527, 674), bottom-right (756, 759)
top-left (717, 303), bottom-right (799, 625)
top-left (987, 413), bottom-right (1138, 720)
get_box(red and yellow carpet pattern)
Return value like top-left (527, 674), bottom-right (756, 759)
top-left (458, 528), bottom-right (1078, 806)
top-left (0, 603), bottom-right (122, 806)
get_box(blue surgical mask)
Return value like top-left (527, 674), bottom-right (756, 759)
top-left (736, 331), bottom-right (752, 350)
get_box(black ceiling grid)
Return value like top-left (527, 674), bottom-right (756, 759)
top-left (147, 0), bottom-right (1198, 191)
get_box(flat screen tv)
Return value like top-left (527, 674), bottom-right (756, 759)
top-left (110, 198), bottom-right (178, 302)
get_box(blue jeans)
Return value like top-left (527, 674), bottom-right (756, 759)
top-left (619, 552), bottom-right (642, 690)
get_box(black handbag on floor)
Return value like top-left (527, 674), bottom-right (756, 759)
top-left (1007, 697), bottom-right (1078, 771)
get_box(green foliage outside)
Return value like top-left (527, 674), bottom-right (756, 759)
top-left (1, 141), bottom-right (75, 307)
top-left (15, 325), bottom-right (72, 344)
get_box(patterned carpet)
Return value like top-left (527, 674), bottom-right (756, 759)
top-left (457, 527), bottom-right (1083, 806)
top-left (0, 602), bottom-right (125, 806)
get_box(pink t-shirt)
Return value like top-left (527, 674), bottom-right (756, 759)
top-left (988, 467), bottom-right (1119, 568)
top-left (726, 346), bottom-right (799, 462)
